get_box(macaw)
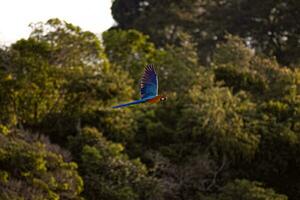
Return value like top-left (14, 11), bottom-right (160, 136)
top-left (113, 64), bottom-right (167, 108)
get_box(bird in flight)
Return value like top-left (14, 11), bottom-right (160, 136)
top-left (113, 64), bottom-right (167, 108)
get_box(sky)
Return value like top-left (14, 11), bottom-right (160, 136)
top-left (0, 0), bottom-right (115, 45)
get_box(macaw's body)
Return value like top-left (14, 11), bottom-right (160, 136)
top-left (147, 95), bottom-right (164, 103)
top-left (113, 64), bottom-right (166, 108)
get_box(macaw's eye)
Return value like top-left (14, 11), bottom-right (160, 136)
top-left (160, 97), bottom-right (166, 101)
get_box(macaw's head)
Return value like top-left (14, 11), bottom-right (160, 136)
top-left (160, 95), bottom-right (167, 102)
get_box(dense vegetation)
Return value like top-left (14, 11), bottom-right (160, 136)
top-left (1, 1), bottom-right (300, 199)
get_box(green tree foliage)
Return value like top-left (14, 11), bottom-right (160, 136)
top-left (103, 29), bottom-right (198, 96)
top-left (213, 35), bottom-right (298, 100)
top-left (102, 30), bottom-right (204, 165)
top-left (112, 0), bottom-right (300, 66)
top-left (7, 39), bottom-right (59, 127)
top-left (111, 0), bottom-right (201, 47)
top-left (101, 25), bottom-right (300, 199)
top-left (200, 179), bottom-right (287, 200)
top-left (0, 129), bottom-right (83, 200)
top-left (199, 0), bottom-right (300, 65)
top-left (0, 19), bottom-right (136, 144)
top-left (1, 12), bottom-right (300, 200)
top-left (28, 19), bottom-right (135, 141)
top-left (179, 77), bottom-right (259, 160)
top-left (68, 127), bottom-right (162, 200)
top-left (102, 29), bottom-right (156, 80)
top-left (211, 35), bottom-right (300, 199)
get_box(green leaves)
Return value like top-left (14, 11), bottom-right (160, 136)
top-left (179, 78), bottom-right (259, 159)
top-left (112, 0), bottom-right (300, 65)
top-left (1, 14), bottom-right (300, 200)
top-left (68, 127), bottom-right (162, 200)
top-left (0, 130), bottom-right (83, 200)
top-left (202, 179), bottom-right (288, 200)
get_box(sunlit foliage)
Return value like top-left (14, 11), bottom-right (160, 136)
top-left (0, 10), bottom-right (299, 200)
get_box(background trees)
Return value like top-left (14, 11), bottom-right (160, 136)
top-left (111, 0), bottom-right (300, 66)
top-left (0, 129), bottom-right (83, 200)
top-left (1, 0), bottom-right (300, 198)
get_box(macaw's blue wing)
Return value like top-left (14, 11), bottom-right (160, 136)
top-left (112, 99), bottom-right (147, 108)
top-left (140, 64), bottom-right (158, 99)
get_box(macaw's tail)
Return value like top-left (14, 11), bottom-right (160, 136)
top-left (112, 99), bottom-right (146, 108)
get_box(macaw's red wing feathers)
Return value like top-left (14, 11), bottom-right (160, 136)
top-left (140, 64), bottom-right (158, 99)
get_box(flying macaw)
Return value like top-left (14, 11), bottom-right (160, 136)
top-left (113, 64), bottom-right (167, 108)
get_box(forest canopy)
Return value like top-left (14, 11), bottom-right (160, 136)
top-left (1, 1), bottom-right (300, 199)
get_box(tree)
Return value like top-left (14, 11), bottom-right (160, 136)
top-left (0, 19), bottom-right (136, 144)
top-left (0, 38), bottom-right (60, 129)
top-left (213, 35), bottom-right (297, 100)
top-left (0, 128), bottom-right (83, 199)
top-left (68, 127), bottom-right (163, 200)
top-left (112, 0), bottom-right (300, 66)
top-left (200, 179), bottom-right (287, 200)
top-left (147, 152), bottom-right (227, 200)
top-left (178, 72), bottom-right (259, 160)
top-left (111, 0), bottom-right (195, 47)
top-left (103, 29), bottom-right (199, 96)
top-left (2, 15), bottom-right (300, 200)
top-left (201, 0), bottom-right (300, 65)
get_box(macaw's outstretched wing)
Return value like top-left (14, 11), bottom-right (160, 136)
top-left (112, 99), bottom-right (147, 108)
top-left (140, 64), bottom-right (158, 99)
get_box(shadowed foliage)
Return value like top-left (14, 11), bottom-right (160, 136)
top-left (0, 10), bottom-right (299, 200)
